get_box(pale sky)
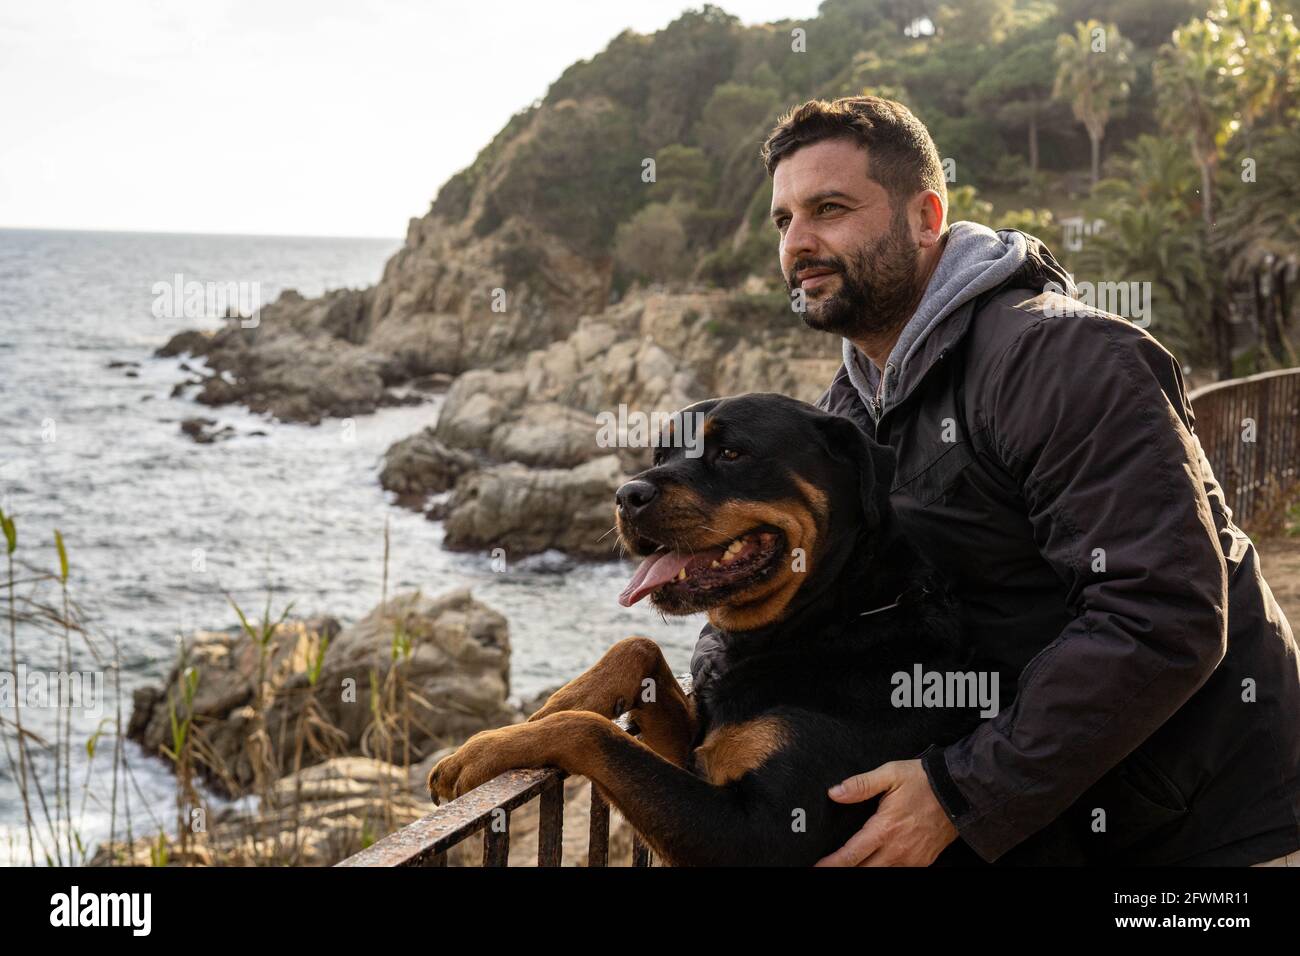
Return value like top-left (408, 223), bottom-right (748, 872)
top-left (0, 0), bottom-right (823, 238)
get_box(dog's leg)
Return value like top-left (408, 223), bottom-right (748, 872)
top-left (526, 637), bottom-right (695, 767)
top-left (430, 710), bottom-right (812, 866)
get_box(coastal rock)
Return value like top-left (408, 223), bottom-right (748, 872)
top-left (194, 329), bottom-right (392, 425)
top-left (379, 427), bottom-right (478, 504)
top-left (155, 329), bottom-right (215, 358)
top-left (127, 589), bottom-right (516, 797)
top-left (180, 417), bottom-right (236, 444)
top-left (126, 616), bottom-right (341, 795)
top-left (433, 369), bottom-right (528, 450)
top-left (312, 588), bottom-right (517, 759)
top-left (441, 455), bottom-right (624, 560)
top-left (485, 402), bottom-right (604, 469)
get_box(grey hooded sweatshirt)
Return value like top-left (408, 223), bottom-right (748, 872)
top-left (843, 220), bottom-right (1075, 421)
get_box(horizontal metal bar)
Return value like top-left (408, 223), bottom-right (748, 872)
top-left (1189, 367), bottom-right (1300, 402)
top-left (337, 767), bottom-right (566, 867)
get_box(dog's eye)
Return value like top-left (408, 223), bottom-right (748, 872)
top-left (719, 448), bottom-right (743, 461)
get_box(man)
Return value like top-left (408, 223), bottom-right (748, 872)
top-left (690, 95), bottom-right (1300, 866)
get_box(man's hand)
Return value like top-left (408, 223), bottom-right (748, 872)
top-left (814, 759), bottom-right (959, 866)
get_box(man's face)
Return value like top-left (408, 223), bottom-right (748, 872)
top-left (770, 138), bottom-right (923, 339)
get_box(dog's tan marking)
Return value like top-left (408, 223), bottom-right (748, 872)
top-left (704, 495), bottom-right (818, 631)
top-left (525, 636), bottom-right (696, 768)
top-left (693, 715), bottom-right (792, 786)
top-left (615, 472), bottom-right (833, 631)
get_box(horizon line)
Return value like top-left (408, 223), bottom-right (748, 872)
top-left (0, 224), bottom-right (404, 242)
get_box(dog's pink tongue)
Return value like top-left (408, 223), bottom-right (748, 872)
top-left (619, 550), bottom-right (693, 607)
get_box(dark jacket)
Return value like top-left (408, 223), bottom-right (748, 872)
top-left (691, 235), bottom-right (1300, 865)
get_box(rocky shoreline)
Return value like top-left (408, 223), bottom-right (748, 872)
top-left (106, 587), bottom-right (637, 866)
top-left (159, 284), bottom-right (840, 559)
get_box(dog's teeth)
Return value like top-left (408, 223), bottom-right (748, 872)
top-left (726, 540), bottom-right (744, 555)
top-left (710, 560), bottom-right (720, 568)
top-left (676, 568), bottom-right (687, 580)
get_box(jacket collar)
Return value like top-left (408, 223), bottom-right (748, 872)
top-left (831, 229), bottom-right (1075, 428)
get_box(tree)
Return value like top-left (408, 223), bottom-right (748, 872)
top-left (1080, 135), bottom-right (1217, 366)
top-left (1053, 20), bottom-right (1137, 186)
top-left (653, 144), bottom-right (716, 206)
top-left (614, 202), bottom-right (691, 285)
top-left (935, 0), bottom-right (1013, 46)
top-left (947, 185), bottom-right (993, 225)
top-left (1154, 15), bottom-right (1239, 376)
top-left (693, 82), bottom-right (783, 163)
top-left (968, 38), bottom-right (1059, 174)
top-left (1216, 0), bottom-right (1300, 139)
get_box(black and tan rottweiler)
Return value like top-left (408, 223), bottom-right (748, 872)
top-left (429, 393), bottom-right (1074, 865)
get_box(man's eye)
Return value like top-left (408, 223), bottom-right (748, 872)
top-left (818, 202), bottom-right (843, 214)
top-left (719, 448), bottom-right (742, 461)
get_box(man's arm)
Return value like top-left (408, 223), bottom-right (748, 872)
top-left (923, 309), bottom-right (1229, 861)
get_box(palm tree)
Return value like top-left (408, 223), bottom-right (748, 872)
top-left (1080, 135), bottom-right (1216, 366)
top-left (1217, 0), bottom-right (1300, 140)
top-left (1052, 20), bottom-right (1137, 187)
top-left (1154, 16), bottom-right (1240, 377)
top-left (1216, 123), bottom-right (1300, 365)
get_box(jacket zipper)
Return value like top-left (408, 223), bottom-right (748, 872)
top-left (874, 347), bottom-right (949, 439)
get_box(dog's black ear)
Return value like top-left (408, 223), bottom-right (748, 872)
top-left (814, 412), bottom-right (897, 532)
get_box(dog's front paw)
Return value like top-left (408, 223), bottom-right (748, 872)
top-left (427, 726), bottom-right (533, 803)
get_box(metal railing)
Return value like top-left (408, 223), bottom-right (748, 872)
top-left (1189, 367), bottom-right (1300, 527)
top-left (336, 676), bottom-right (691, 867)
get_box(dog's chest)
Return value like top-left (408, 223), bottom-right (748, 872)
top-left (686, 713), bottom-right (790, 786)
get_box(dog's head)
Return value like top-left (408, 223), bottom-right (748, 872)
top-left (615, 393), bottom-right (896, 632)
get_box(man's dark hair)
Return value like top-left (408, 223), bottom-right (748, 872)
top-left (760, 96), bottom-right (947, 215)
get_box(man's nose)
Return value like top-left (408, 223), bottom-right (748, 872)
top-left (615, 479), bottom-right (658, 518)
top-left (782, 213), bottom-right (819, 266)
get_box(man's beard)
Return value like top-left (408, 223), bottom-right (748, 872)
top-left (787, 207), bottom-right (923, 339)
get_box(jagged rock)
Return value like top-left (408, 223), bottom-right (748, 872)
top-left (312, 589), bottom-right (517, 760)
top-left (127, 616), bottom-right (341, 795)
top-left (155, 329), bottom-right (214, 358)
top-left (486, 402), bottom-right (604, 469)
top-left (433, 370), bottom-right (528, 451)
top-left (127, 589), bottom-right (516, 798)
top-left (441, 455), bottom-right (624, 560)
top-left (379, 428), bottom-right (478, 504)
top-left (180, 417), bottom-right (235, 444)
top-left (193, 329), bottom-right (392, 425)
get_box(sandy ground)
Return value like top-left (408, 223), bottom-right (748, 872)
top-left (1254, 535), bottom-right (1300, 625)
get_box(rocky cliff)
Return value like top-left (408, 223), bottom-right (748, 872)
top-left (157, 7), bottom-right (856, 559)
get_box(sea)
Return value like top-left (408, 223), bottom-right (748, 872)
top-left (0, 227), bottom-right (700, 863)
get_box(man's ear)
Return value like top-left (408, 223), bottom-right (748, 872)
top-left (814, 413), bottom-right (897, 532)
